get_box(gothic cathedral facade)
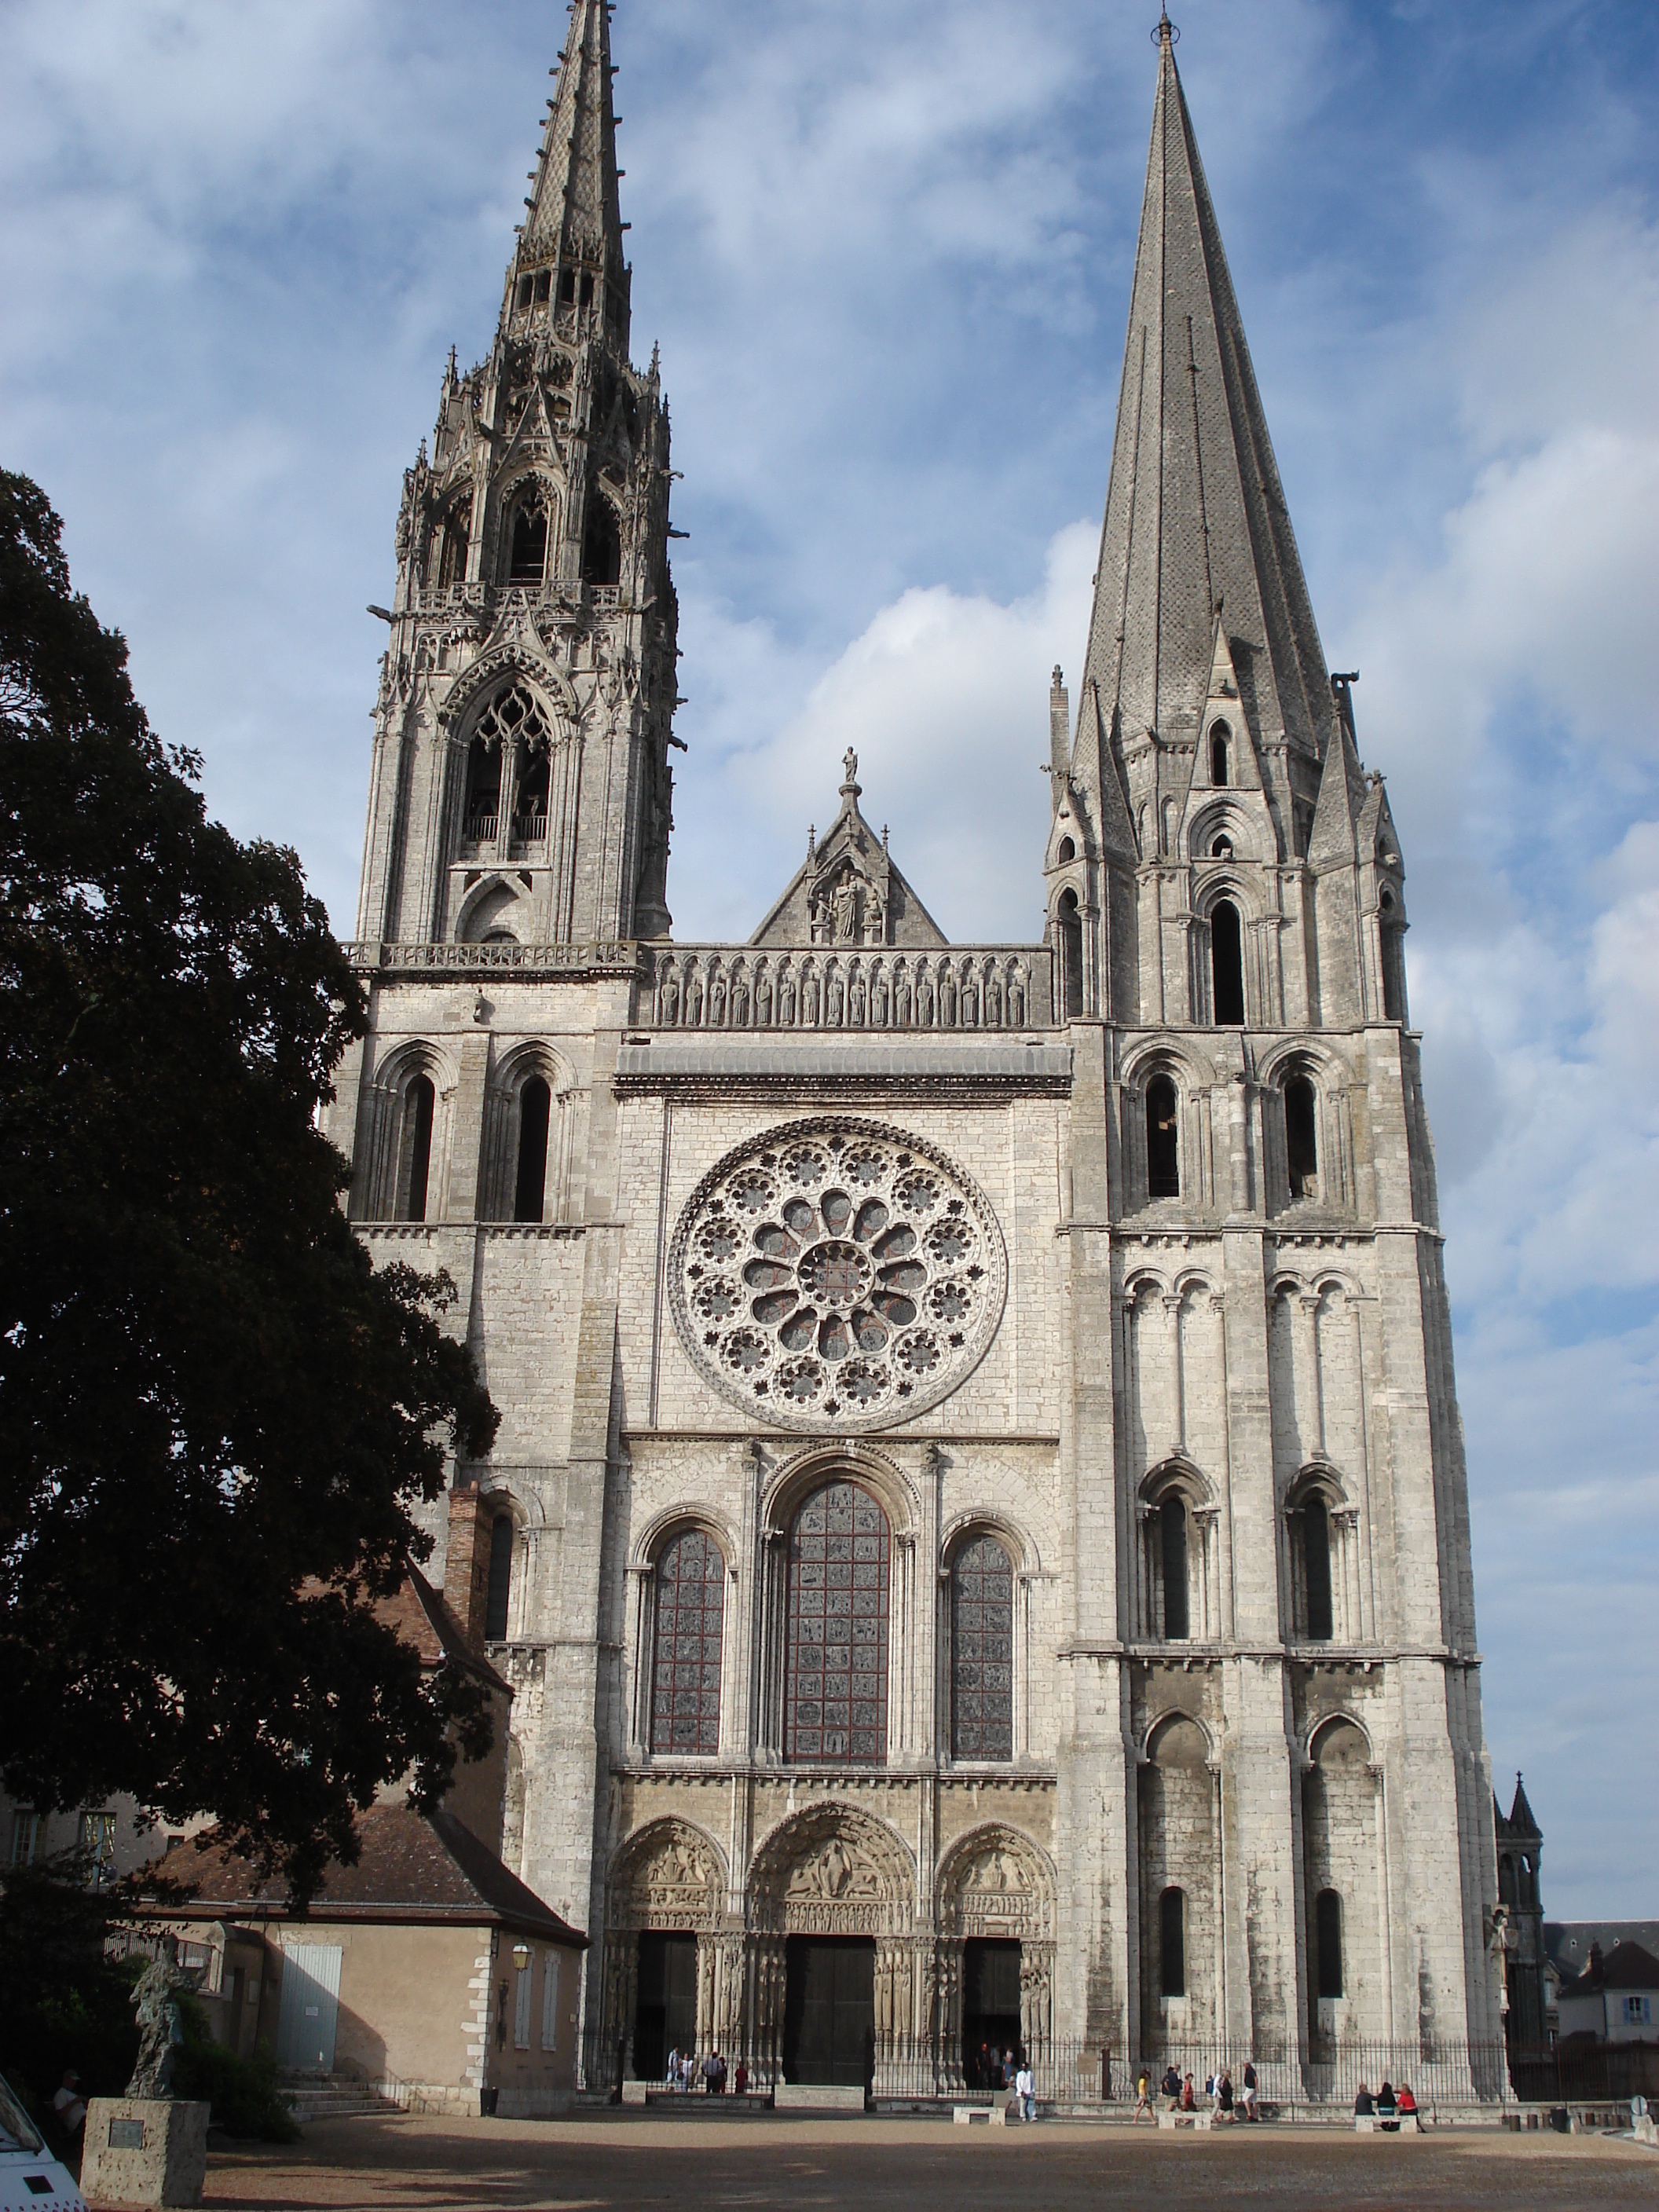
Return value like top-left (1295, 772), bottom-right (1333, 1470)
top-left (331, 3), bottom-right (1504, 2086)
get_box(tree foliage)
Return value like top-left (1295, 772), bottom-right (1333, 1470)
top-left (0, 472), bottom-right (497, 1900)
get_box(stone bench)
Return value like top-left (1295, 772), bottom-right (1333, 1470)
top-left (1355, 2113), bottom-right (1423, 2133)
top-left (1157, 2108), bottom-right (1212, 2130)
top-left (953, 2103), bottom-right (1008, 2126)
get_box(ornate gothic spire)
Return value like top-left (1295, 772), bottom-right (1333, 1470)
top-left (509, 0), bottom-right (629, 346)
top-left (1080, 19), bottom-right (1334, 767)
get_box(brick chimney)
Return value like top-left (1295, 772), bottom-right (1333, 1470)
top-left (444, 1484), bottom-right (495, 1653)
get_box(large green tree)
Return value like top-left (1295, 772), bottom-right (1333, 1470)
top-left (0, 473), bottom-right (496, 1901)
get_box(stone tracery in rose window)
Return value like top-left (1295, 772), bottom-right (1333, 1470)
top-left (668, 1119), bottom-right (1007, 1432)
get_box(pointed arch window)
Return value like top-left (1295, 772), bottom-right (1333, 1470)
top-left (1159, 1496), bottom-right (1190, 1640)
top-left (581, 496), bottom-right (621, 588)
top-left (950, 1533), bottom-right (1014, 1761)
top-left (1210, 899), bottom-right (1244, 1024)
top-left (514, 1077), bottom-right (551, 1224)
top-left (1057, 889), bottom-right (1084, 1020)
top-left (785, 1481), bottom-right (889, 1766)
top-left (650, 1529), bottom-right (725, 1755)
top-left (507, 491), bottom-right (550, 585)
top-left (1285, 1074), bottom-right (1319, 1200)
top-left (1146, 1075), bottom-right (1180, 1199)
top-left (485, 1512), bottom-right (515, 1642)
top-left (1302, 1498), bottom-right (1334, 1641)
top-left (396, 1075), bottom-right (435, 1223)
top-left (1210, 723), bottom-right (1230, 787)
top-left (1159, 1886), bottom-right (1187, 1998)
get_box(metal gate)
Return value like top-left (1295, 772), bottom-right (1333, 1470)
top-left (274, 1942), bottom-right (342, 2073)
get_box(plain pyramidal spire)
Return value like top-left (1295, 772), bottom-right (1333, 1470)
top-left (1082, 15), bottom-right (1335, 764)
top-left (509, 0), bottom-right (630, 344)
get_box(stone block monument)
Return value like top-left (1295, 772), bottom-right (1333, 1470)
top-left (80, 1955), bottom-right (209, 2208)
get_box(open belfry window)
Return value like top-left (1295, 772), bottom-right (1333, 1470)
top-left (1146, 1075), bottom-right (1180, 1199)
top-left (580, 496), bottom-right (621, 588)
top-left (396, 1075), bottom-right (436, 1224)
top-left (514, 1077), bottom-right (551, 1224)
top-left (507, 490), bottom-right (550, 585)
top-left (1210, 899), bottom-right (1244, 1024)
top-left (1285, 1074), bottom-right (1319, 1200)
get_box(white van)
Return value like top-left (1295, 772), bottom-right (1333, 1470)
top-left (0, 2072), bottom-right (86, 2212)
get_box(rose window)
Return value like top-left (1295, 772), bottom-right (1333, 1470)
top-left (668, 1117), bottom-right (1007, 1432)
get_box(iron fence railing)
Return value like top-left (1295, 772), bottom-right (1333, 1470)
top-left (578, 2031), bottom-right (1536, 2110)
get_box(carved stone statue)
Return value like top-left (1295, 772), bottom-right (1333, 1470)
top-left (842, 746), bottom-right (859, 787)
top-left (808, 881), bottom-right (830, 945)
top-left (126, 1954), bottom-right (192, 2100)
top-left (865, 880), bottom-right (885, 946)
top-left (832, 868), bottom-right (859, 943)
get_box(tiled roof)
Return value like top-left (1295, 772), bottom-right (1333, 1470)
top-left (1557, 1940), bottom-right (1659, 1997)
top-left (133, 1803), bottom-right (585, 1948)
top-left (375, 1562), bottom-right (511, 1696)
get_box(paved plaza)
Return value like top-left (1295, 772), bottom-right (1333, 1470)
top-left (175, 2111), bottom-right (1659, 2212)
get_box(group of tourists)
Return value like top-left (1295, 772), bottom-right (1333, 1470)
top-left (663, 2048), bottom-right (749, 2096)
top-left (1353, 2080), bottom-right (1418, 2129)
top-left (1133, 2060), bottom-right (1260, 2122)
top-left (968, 2042), bottom-right (1037, 2121)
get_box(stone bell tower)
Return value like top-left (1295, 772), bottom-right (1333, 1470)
top-left (354, 0), bottom-right (679, 954)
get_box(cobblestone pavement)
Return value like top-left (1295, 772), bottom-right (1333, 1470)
top-left (171, 2112), bottom-right (1659, 2212)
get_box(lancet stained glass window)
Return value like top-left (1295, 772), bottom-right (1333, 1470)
top-left (650, 1529), bottom-right (725, 1755)
top-left (785, 1481), bottom-right (889, 1765)
top-left (950, 1533), bottom-right (1014, 1760)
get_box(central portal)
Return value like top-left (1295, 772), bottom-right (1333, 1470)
top-left (782, 1936), bottom-right (874, 2087)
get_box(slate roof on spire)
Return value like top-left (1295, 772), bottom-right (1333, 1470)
top-left (1508, 1772), bottom-right (1542, 1839)
top-left (1081, 20), bottom-right (1335, 765)
top-left (520, 0), bottom-right (626, 291)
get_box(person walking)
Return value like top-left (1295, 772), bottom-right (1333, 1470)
top-left (1133, 2069), bottom-right (1152, 2122)
top-left (665, 2046), bottom-right (679, 2093)
top-left (1180, 2072), bottom-right (1196, 2112)
top-left (1016, 2060), bottom-right (1035, 2124)
top-left (1161, 2063), bottom-right (1181, 2110)
top-left (1241, 2060), bottom-right (1258, 2122)
top-left (734, 2058), bottom-right (749, 2097)
top-left (1217, 2069), bottom-right (1234, 2121)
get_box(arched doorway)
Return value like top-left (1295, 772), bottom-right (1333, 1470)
top-left (936, 1827), bottom-right (1056, 2089)
top-left (749, 1807), bottom-right (916, 2091)
top-left (603, 1821), bottom-right (727, 2078)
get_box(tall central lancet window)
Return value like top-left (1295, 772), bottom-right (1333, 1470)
top-left (396, 1075), bottom-right (435, 1223)
top-left (950, 1533), bottom-right (1014, 1760)
top-left (514, 1077), bottom-right (551, 1224)
top-left (1210, 899), bottom-right (1245, 1024)
top-left (650, 1529), bottom-right (725, 1755)
top-left (785, 1480), bottom-right (890, 1765)
top-left (1146, 1075), bottom-right (1180, 1199)
top-left (1159, 1496), bottom-right (1190, 1640)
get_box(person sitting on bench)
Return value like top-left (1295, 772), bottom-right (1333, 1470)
top-left (1397, 2084), bottom-right (1418, 2128)
top-left (1354, 2083), bottom-right (1375, 2118)
top-left (1377, 2080), bottom-right (1398, 2131)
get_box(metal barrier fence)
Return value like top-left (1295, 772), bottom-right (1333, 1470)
top-left (579, 2031), bottom-right (1531, 2109)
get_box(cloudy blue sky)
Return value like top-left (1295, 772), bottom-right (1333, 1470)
top-left (4, 0), bottom-right (1657, 1915)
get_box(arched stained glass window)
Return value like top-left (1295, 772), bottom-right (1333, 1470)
top-left (785, 1481), bottom-right (889, 1765)
top-left (951, 1533), bottom-right (1014, 1760)
top-left (650, 1529), bottom-right (725, 1756)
